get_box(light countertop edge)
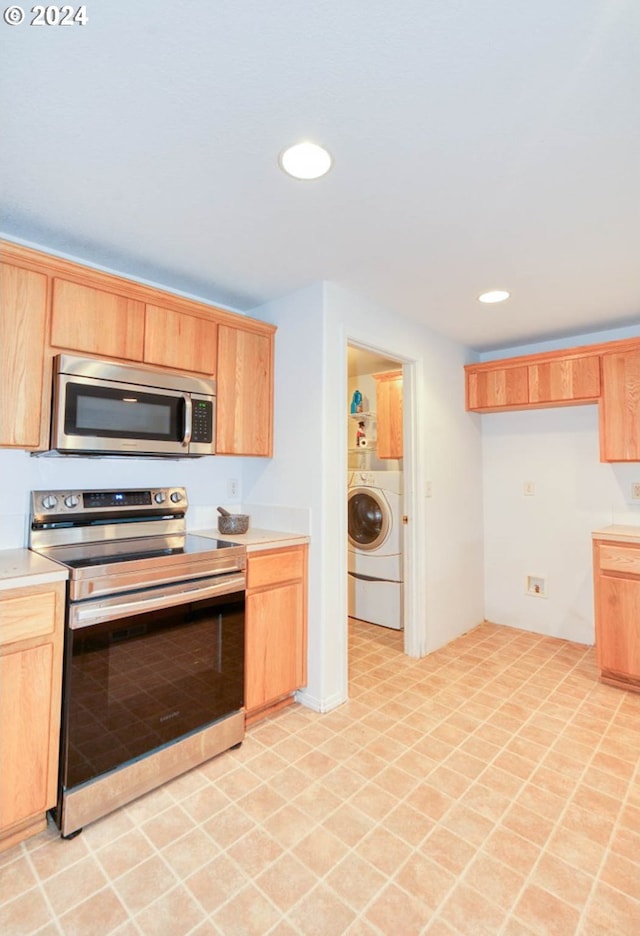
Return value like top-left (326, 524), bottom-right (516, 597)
top-left (592, 524), bottom-right (640, 545)
top-left (194, 528), bottom-right (310, 551)
top-left (0, 549), bottom-right (68, 591)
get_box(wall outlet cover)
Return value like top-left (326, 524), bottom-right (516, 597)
top-left (631, 482), bottom-right (640, 501)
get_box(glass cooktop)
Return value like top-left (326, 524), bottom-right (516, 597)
top-left (33, 534), bottom-right (236, 570)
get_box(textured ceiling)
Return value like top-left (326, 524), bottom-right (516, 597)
top-left (1, 1), bottom-right (638, 350)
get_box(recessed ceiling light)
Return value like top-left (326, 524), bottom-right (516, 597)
top-left (279, 142), bottom-right (333, 180)
top-left (478, 290), bottom-right (511, 304)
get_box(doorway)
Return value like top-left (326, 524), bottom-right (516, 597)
top-left (346, 343), bottom-right (409, 687)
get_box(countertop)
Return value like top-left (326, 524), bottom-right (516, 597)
top-left (592, 524), bottom-right (640, 545)
top-left (0, 549), bottom-right (68, 591)
top-left (195, 528), bottom-right (310, 552)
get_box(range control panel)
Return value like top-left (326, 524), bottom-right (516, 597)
top-left (31, 486), bottom-right (188, 521)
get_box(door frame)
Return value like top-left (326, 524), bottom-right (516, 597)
top-left (343, 336), bottom-right (427, 664)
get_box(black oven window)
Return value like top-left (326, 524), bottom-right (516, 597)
top-left (62, 592), bottom-right (244, 789)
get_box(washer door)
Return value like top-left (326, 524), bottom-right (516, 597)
top-left (348, 486), bottom-right (390, 551)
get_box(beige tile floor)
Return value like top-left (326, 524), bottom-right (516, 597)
top-left (1, 619), bottom-right (639, 936)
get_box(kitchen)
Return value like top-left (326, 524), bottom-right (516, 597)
top-left (2, 2), bottom-right (640, 933)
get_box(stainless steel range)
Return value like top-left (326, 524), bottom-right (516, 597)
top-left (29, 486), bottom-right (246, 838)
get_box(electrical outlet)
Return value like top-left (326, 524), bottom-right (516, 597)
top-left (425, 480), bottom-right (432, 498)
top-left (523, 481), bottom-right (535, 496)
top-left (632, 482), bottom-right (640, 501)
top-left (227, 479), bottom-right (238, 498)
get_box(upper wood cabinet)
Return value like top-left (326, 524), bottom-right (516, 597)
top-left (50, 278), bottom-right (145, 361)
top-left (374, 370), bottom-right (403, 459)
top-left (465, 338), bottom-right (640, 463)
top-left (216, 324), bottom-right (273, 456)
top-left (599, 348), bottom-right (640, 462)
top-left (467, 365), bottom-right (528, 411)
top-left (0, 263), bottom-right (48, 449)
top-left (145, 304), bottom-right (217, 375)
top-left (528, 355), bottom-right (600, 405)
top-left (0, 241), bottom-right (276, 456)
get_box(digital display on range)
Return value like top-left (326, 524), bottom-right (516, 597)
top-left (83, 491), bottom-right (152, 508)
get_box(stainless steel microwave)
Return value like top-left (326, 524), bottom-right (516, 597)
top-left (51, 355), bottom-right (216, 456)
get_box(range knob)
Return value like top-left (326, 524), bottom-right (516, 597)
top-left (170, 491), bottom-right (183, 503)
top-left (41, 495), bottom-right (58, 510)
top-left (64, 495), bottom-right (80, 509)
top-left (154, 492), bottom-right (167, 504)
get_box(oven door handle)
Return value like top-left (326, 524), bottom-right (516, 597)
top-left (69, 573), bottom-right (245, 629)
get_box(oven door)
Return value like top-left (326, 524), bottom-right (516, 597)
top-left (61, 575), bottom-right (245, 792)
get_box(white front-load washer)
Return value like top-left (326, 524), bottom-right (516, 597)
top-left (347, 470), bottom-right (403, 629)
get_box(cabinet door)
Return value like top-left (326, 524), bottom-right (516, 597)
top-left (245, 581), bottom-right (302, 711)
top-left (599, 349), bottom-right (640, 462)
top-left (50, 278), bottom-right (145, 361)
top-left (216, 325), bottom-right (273, 456)
top-left (528, 356), bottom-right (600, 404)
top-left (144, 304), bottom-right (217, 375)
top-left (0, 263), bottom-right (47, 448)
top-left (595, 575), bottom-right (640, 680)
top-left (467, 366), bottom-right (528, 411)
top-left (375, 372), bottom-right (403, 459)
top-left (0, 644), bottom-right (56, 830)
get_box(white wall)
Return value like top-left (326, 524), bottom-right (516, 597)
top-left (0, 448), bottom-right (248, 549)
top-left (241, 283), bottom-right (331, 710)
top-left (482, 326), bottom-right (640, 645)
top-left (245, 280), bottom-right (486, 712)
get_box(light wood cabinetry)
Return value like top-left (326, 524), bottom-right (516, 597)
top-left (0, 262), bottom-right (48, 449)
top-left (216, 325), bottom-right (273, 457)
top-left (465, 337), bottom-right (640, 463)
top-left (0, 582), bottom-right (65, 851)
top-left (245, 544), bottom-right (308, 724)
top-left (528, 355), bottom-right (600, 405)
top-left (50, 278), bottom-right (145, 361)
top-left (592, 532), bottom-right (640, 692)
top-left (374, 370), bottom-right (403, 459)
top-left (144, 304), bottom-right (217, 375)
top-left (0, 241), bottom-right (276, 456)
top-left (467, 365), bottom-right (528, 411)
top-left (599, 348), bottom-right (640, 462)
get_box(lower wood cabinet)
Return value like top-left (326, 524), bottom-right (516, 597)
top-left (0, 582), bottom-right (65, 850)
top-left (245, 544), bottom-right (308, 724)
top-left (592, 532), bottom-right (640, 692)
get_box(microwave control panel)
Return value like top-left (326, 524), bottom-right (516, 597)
top-left (192, 399), bottom-right (213, 442)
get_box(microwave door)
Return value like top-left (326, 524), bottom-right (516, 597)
top-left (53, 374), bottom-right (188, 455)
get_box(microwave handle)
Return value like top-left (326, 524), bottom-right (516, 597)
top-left (182, 395), bottom-right (192, 447)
